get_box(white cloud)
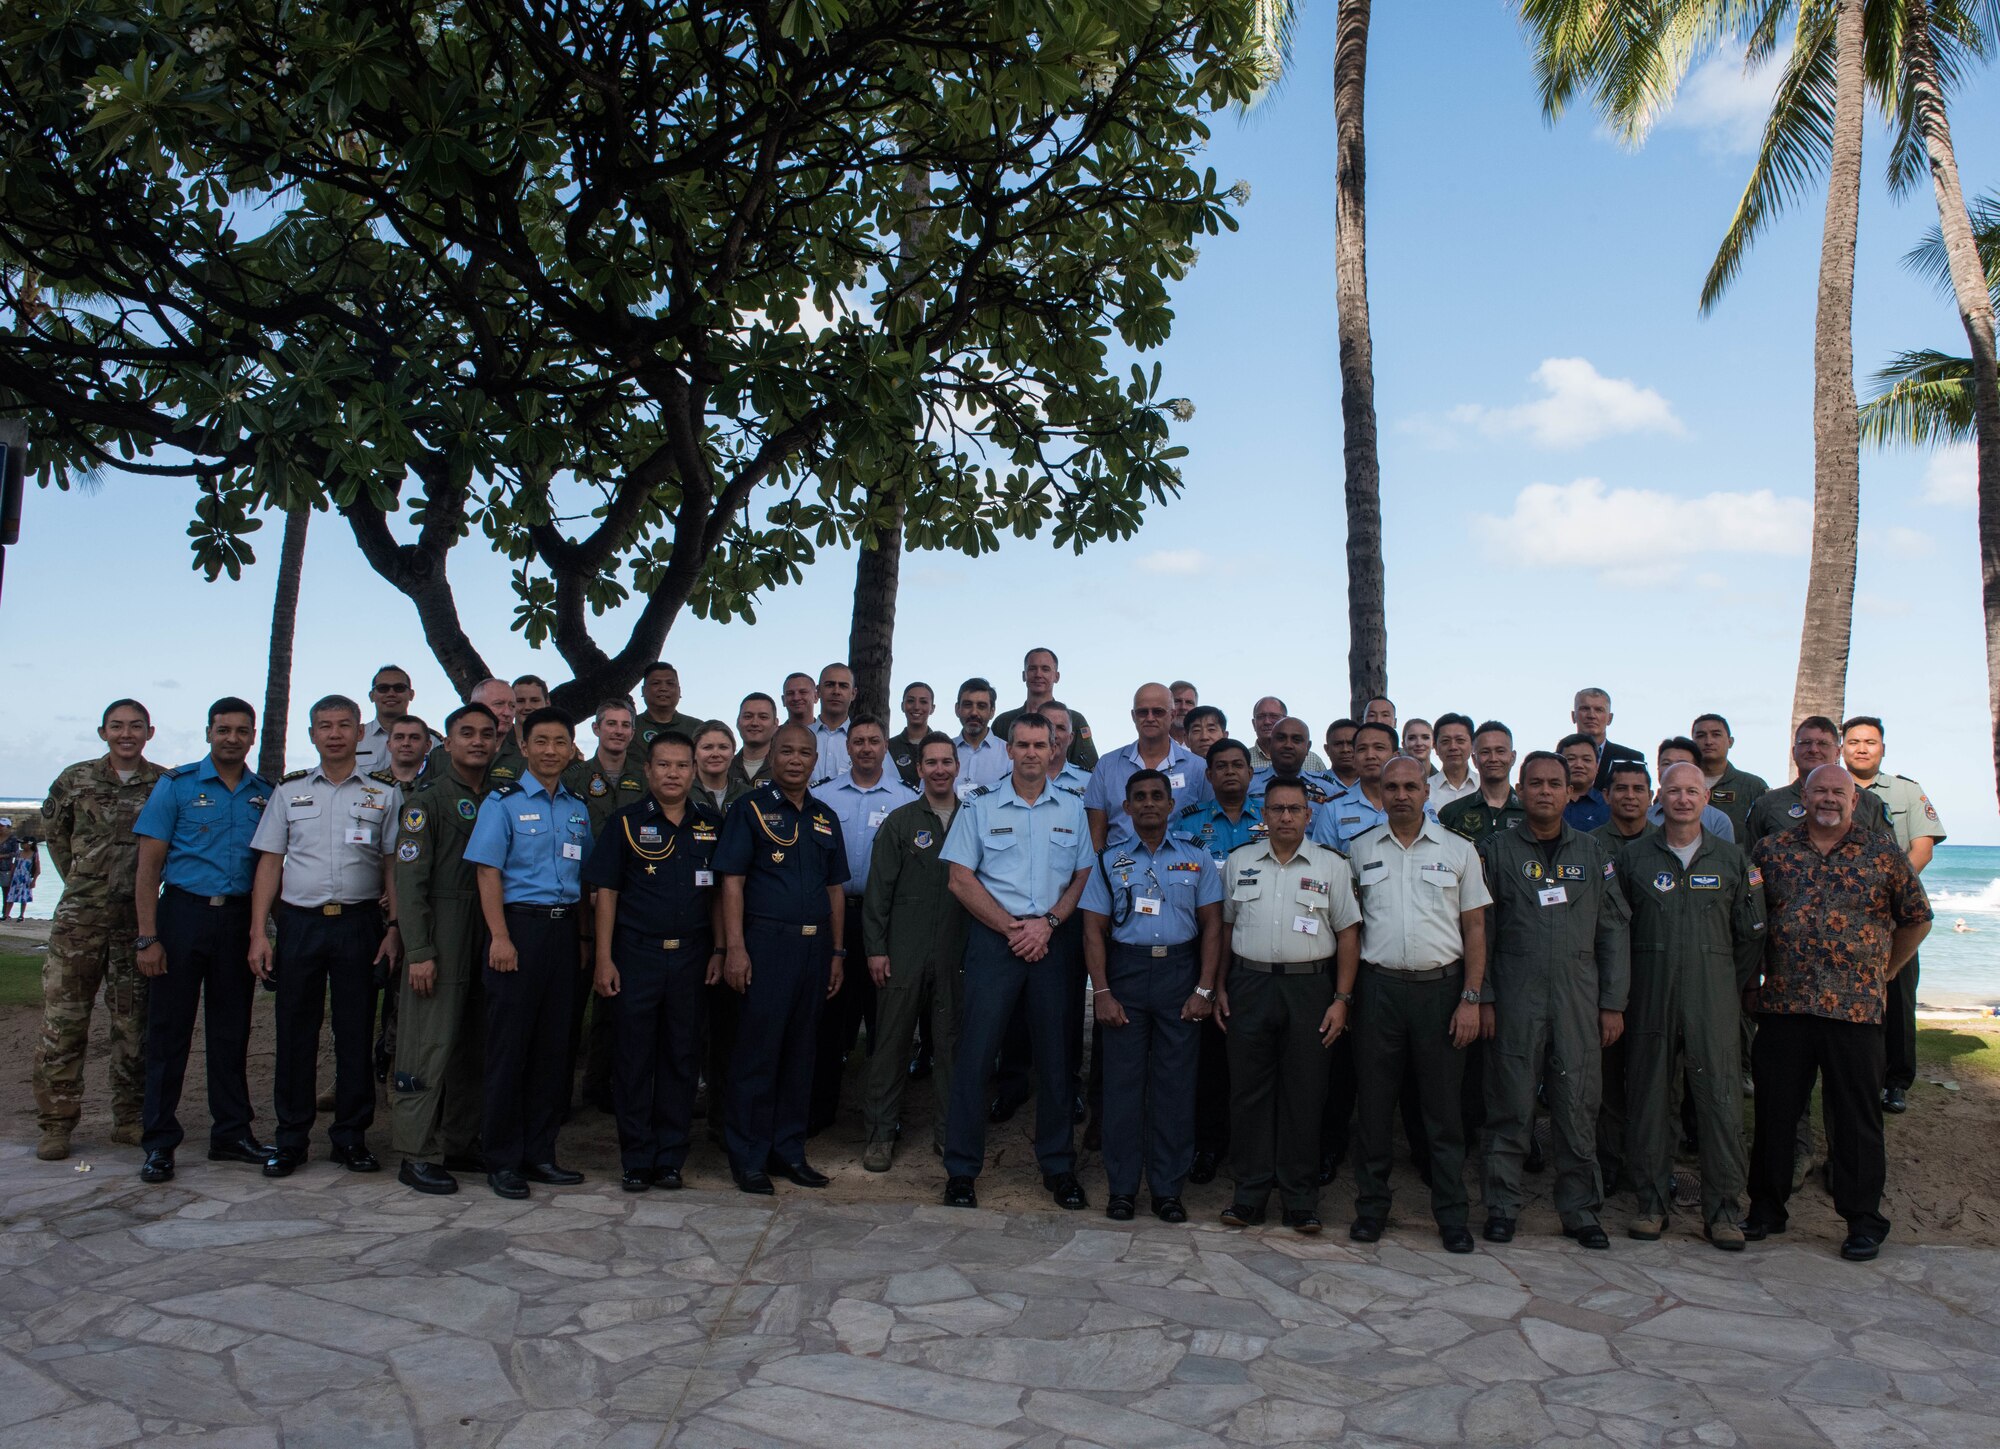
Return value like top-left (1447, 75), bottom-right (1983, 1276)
top-left (1658, 43), bottom-right (1783, 155)
top-left (1448, 358), bottom-right (1684, 449)
top-left (1474, 477), bottom-right (1810, 582)
top-left (1922, 443), bottom-right (1977, 505)
top-left (1135, 548), bottom-right (1209, 576)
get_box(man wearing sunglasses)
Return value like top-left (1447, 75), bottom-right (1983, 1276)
top-left (355, 665), bottom-right (437, 776)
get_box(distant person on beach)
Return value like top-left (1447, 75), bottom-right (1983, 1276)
top-left (6, 836), bottom-right (36, 918)
top-left (0, 817), bottom-right (22, 920)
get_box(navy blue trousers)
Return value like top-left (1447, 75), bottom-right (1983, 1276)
top-left (610, 932), bottom-right (710, 1172)
top-left (945, 920), bottom-right (1077, 1180)
top-left (143, 888), bottom-right (257, 1154)
top-left (1100, 942), bottom-right (1200, 1198)
top-left (483, 907), bottom-right (579, 1172)
top-left (725, 918), bottom-right (828, 1175)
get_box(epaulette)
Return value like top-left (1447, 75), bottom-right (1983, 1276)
top-left (280, 768), bottom-right (311, 783)
top-left (369, 768), bottom-right (400, 785)
top-left (969, 784), bottom-right (994, 798)
top-left (1176, 802), bottom-right (1204, 819)
top-left (491, 782), bottom-right (523, 798)
top-left (162, 765), bottom-right (190, 780)
top-left (1056, 783), bottom-right (1085, 797)
top-left (1349, 821), bottom-right (1389, 845)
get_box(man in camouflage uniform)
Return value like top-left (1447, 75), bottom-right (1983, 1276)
top-left (34, 699), bottom-right (162, 1158)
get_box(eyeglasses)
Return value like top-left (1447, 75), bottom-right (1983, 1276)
top-left (374, 682), bottom-right (412, 693)
top-left (1132, 707), bottom-right (1169, 718)
top-left (1264, 803), bottom-right (1309, 816)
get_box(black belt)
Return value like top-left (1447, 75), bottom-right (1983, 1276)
top-left (166, 885), bottom-right (249, 908)
top-left (1362, 960), bottom-right (1463, 983)
top-left (1232, 956), bottom-right (1328, 977)
top-left (281, 900), bottom-right (380, 917)
top-left (1112, 940), bottom-right (1198, 961)
top-left (504, 902), bottom-right (580, 919)
top-left (747, 913), bottom-right (830, 937)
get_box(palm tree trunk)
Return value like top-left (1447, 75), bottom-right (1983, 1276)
top-left (1334, 0), bottom-right (1386, 718)
top-left (258, 507), bottom-right (310, 781)
top-left (1905, 1), bottom-right (2000, 808)
top-left (1790, 0), bottom-right (1865, 735)
top-left (848, 498), bottom-right (903, 720)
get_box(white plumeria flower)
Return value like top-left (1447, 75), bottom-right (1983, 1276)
top-left (1166, 398), bottom-right (1195, 422)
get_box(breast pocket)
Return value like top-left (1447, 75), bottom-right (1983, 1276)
top-left (513, 813), bottom-right (550, 839)
top-left (1231, 877), bottom-right (1264, 904)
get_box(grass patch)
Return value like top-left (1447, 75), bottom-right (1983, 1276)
top-left (1917, 1024), bottom-right (2000, 1083)
top-left (0, 951), bottom-right (43, 1008)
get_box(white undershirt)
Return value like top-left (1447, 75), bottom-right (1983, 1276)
top-left (1669, 836), bottom-right (1700, 868)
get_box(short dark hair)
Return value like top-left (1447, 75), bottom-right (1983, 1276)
top-left (1006, 710), bottom-right (1050, 742)
top-left (1608, 759), bottom-right (1652, 787)
top-left (643, 661), bottom-right (679, 681)
top-left (1842, 715), bottom-right (1885, 739)
top-left (1184, 704), bottom-right (1227, 732)
top-left (1206, 738), bottom-right (1253, 771)
top-left (959, 677), bottom-right (996, 706)
top-left (782, 671), bottom-right (814, 688)
top-left (1024, 646), bottom-right (1059, 667)
top-left (1262, 776), bottom-right (1309, 805)
top-left (1520, 750), bottom-right (1567, 778)
top-left (1326, 717), bottom-right (1357, 734)
top-left (847, 712), bottom-right (887, 737)
top-left (594, 698), bottom-right (635, 724)
top-left (1473, 719), bottom-right (1512, 743)
top-left (519, 705), bottom-right (575, 738)
top-left (102, 697), bottom-right (150, 726)
top-left (308, 694), bottom-right (360, 726)
top-left (1353, 721), bottom-right (1397, 748)
top-left (901, 681), bottom-right (934, 700)
top-left (1434, 712), bottom-right (1475, 738)
top-left (1125, 768), bottom-right (1171, 799)
top-left (1657, 735), bottom-right (1701, 763)
top-left (512, 674), bottom-right (548, 692)
top-left (646, 732), bottom-right (696, 762)
top-left (444, 703), bottom-right (498, 734)
top-left (1365, 695), bottom-right (1396, 713)
top-left (207, 696), bottom-right (256, 727)
top-left (1556, 732), bottom-right (1596, 755)
top-left (371, 664), bottom-right (410, 687)
top-left (917, 730), bottom-right (958, 764)
top-left (819, 661), bottom-right (853, 682)
top-left (1040, 699), bottom-right (1072, 722)
top-left (390, 715), bottom-right (431, 737)
top-left (739, 692), bottom-right (776, 712)
top-left (1693, 712), bottom-right (1731, 734)
top-left (1796, 714), bottom-right (1840, 739)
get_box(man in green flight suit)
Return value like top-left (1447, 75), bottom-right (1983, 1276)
top-left (1439, 721), bottom-right (1526, 845)
top-left (1615, 762), bottom-right (1766, 1249)
top-left (1691, 713), bottom-right (1768, 840)
top-left (1742, 716), bottom-right (1887, 848)
top-left (391, 702), bottom-right (502, 1194)
top-left (1479, 751), bottom-right (1631, 1249)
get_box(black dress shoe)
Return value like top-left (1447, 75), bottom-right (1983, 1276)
top-left (1044, 1171), bottom-right (1087, 1210)
top-left (398, 1159), bottom-right (458, 1195)
top-left (488, 1169), bottom-right (529, 1200)
top-left (1152, 1196), bottom-right (1187, 1224)
top-left (139, 1150), bottom-right (175, 1184)
top-left (620, 1169), bottom-right (652, 1193)
top-left (443, 1153), bottom-right (484, 1173)
top-left (1440, 1226), bottom-right (1476, 1254)
top-left (524, 1162), bottom-right (583, 1185)
top-left (331, 1144), bottom-right (381, 1173)
top-left (943, 1175), bottom-right (978, 1208)
top-left (1566, 1223), bottom-right (1611, 1250)
top-left (655, 1166), bottom-right (684, 1190)
top-left (1188, 1150), bottom-right (1218, 1185)
top-left (1349, 1216), bottom-right (1385, 1243)
top-left (1882, 1085), bottom-right (1908, 1114)
top-left (734, 1171), bottom-right (775, 1196)
top-left (1220, 1202), bottom-right (1265, 1228)
top-left (766, 1156), bottom-right (829, 1188)
top-left (1483, 1215), bottom-right (1516, 1243)
top-left (1283, 1209), bottom-right (1323, 1235)
top-left (1105, 1194), bottom-right (1136, 1222)
top-left (206, 1136), bottom-right (271, 1165)
top-left (262, 1147), bottom-right (306, 1178)
top-left (988, 1095), bottom-right (1022, 1124)
top-left (1840, 1230), bottom-right (1883, 1262)
top-left (1740, 1218), bottom-right (1782, 1242)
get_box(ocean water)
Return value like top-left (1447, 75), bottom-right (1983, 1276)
top-left (5, 838), bottom-right (1997, 1002)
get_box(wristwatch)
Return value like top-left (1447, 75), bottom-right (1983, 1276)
top-left (1332, 990), bottom-right (1354, 1005)
top-left (1460, 989), bottom-right (1482, 1004)
top-left (133, 935), bottom-right (159, 950)
top-left (1043, 912), bottom-right (1061, 931)
top-left (830, 947), bottom-right (848, 958)
top-left (1193, 986), bottom-right (1215, 1001)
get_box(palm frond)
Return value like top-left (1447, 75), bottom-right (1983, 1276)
top-left (1900, 189), bottom-right (2000, 306)
top-left (1859, 347), bottom-right (1976, 447)
top-left (1700, 6), bottom-right (1840, 312)
top-left (1243, 0), bottom-right (1305, 102)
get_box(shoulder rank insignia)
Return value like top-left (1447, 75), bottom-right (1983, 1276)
top-left (369, 768), bottom-right (399, 785)
top-left (280, 768), bottom-right (311, 783)
top-left (492, 782), bottom-right (523, 798)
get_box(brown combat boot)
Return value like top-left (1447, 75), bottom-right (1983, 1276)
top-left (36, 1126), bottom-right (71, 1161)
top-left (110, 1122), bottom-right (142, 1147)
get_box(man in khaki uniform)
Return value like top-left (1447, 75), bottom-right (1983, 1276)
top-left (1219, 778), bottom-right (1360, 1235)
top-left (34, 698), bottom-right (162, 1158)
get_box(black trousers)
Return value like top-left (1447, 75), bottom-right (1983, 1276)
top-left (945, 920), bottom-right (1078, 1180)
top-left (610, 932), bottom-right (710, 1171)
top-left (483, 906), bottom-right (580, 1172)
top-left (1353, 968), bottom-right (1469, 1227)
top-left (993, 917), bottom-right (1085, 1112)
top-left (273, 902), bottom-right (383, 1153)
top-left (1748, 1011), bottom-right (1890, 1239)
top-left (1194, 1015), bottom-right (1231, 1158)
top-left (1884, 952), bottom-right (1920, 1092)
top-left (143, 888), bottom-right (257, 1154)
top-left (725, 917), bottom-right (829, 1175)
top-left (809, 902), bottom-right (873, 1133)
top-left (1100, 942), bottom-right (1200, 1197)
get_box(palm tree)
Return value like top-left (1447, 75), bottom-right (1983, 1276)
top-left (258, 506), bottom-right (311, 782)
top-left (1858, 193), bottom-right (1999, 448)
top-left (1523, 0), bottom-right (1868, 732)
top-left (1256, 0), bottom-right (1388, 716)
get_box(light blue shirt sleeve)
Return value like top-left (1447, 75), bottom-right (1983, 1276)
top-left (1079, 852), bottom-right (1113, 916)
top-left (464, 795), bottom-right (513, 869)
top-left (1082, 761), bottom-right (1115, 815)
top-left (133, 774), bottom-right (179, 842)
top-left (939, 796), bottom-right (983, 872)
top-left (1195, 853), bottom-right (1225, 908)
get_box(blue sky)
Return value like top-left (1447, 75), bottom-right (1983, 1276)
top-left (6, 4), bottom-right (1999, 841)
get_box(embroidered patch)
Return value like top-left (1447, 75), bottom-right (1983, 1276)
top-left (402, 806), bottom-right (426, 833)
top-left (1690, 874), bottom-right (1722, 890)
top-left (457, 798), bottom-right (477, 820)
top-left (1653, 871), bottom-right (1675, 892)
top-left (397, 841), bottom-right (420, 862)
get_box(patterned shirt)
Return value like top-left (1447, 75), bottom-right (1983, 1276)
top-left (1750, 826), bottom-right (1932, 1024)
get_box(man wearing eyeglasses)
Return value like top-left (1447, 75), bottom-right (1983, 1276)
top-left (1084, 683), bottom-right (1209, 852)
top-left (356, 666), bottom-right (438, 776)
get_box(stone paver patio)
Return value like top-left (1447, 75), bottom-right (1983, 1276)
top-left (2, 1139), bottom-right (1997, 1448)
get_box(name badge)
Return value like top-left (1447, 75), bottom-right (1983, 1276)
top-left (518, 812), bottom-right (542, 823)
top-left (1169, 772), bottom-right (1186, 789)
top-left (695, 869), bottom-right (714, 886)
top-left (1292, 914), bottom-right (1321, 936)
top-left (1357, 860), bottom-right (1388, 881)
top-left (1538, 886), bottom-right (1568, 907)
top-left (344, 826), bottom-right (373, 845)
top-left (868, 810), bottom-right (889, 828)
top-left (1690, 874), bottom-right (1722, 890)
top-left (562, 842), bottom-right (583, 860)
top-left (1135, 896), bottom-right (1161, 916)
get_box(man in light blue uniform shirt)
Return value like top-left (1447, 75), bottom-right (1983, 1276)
top-left (809, 662), bottom-right (855, 782)
top-left (939, 711), bottom-right (1094, 1212)
top-left (810, 714), bottom-right (916, 1131)
top-left (1248, 716), bottom-right (1347, 849)
top-left (132, 696), bottom-right (274, 1182)
top-left (1044, 703), bottom-right (1093, 797)
top-left (1085, 682), bottom-right (1209, 850)
top-left (952, 677), bottom-right (1010, 798)
top-left (1081, 769), bottom-right (1224, 1223)
top-left (466, 706), bottom-right (594, 1198)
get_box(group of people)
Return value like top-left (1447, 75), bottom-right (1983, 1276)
top-left (27, 652), bottom-right (1939, 1263)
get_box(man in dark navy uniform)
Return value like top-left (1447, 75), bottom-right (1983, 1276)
top-left (715, 722), bottom-right (849, 1194)
top-left (585, 732), bottom-right (724, 1192)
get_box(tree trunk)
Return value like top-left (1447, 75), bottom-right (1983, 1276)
top-left (1905, 2), bottom-right (2000, 810)
top-left (848, 497), bottom-right (904, 720)
top-left (258, 507), bottom-right (310, 781)
top-left (1334, 0), bottom-right (1386, 718)
top-left (1789, 0), bottom-right (1865, 736)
